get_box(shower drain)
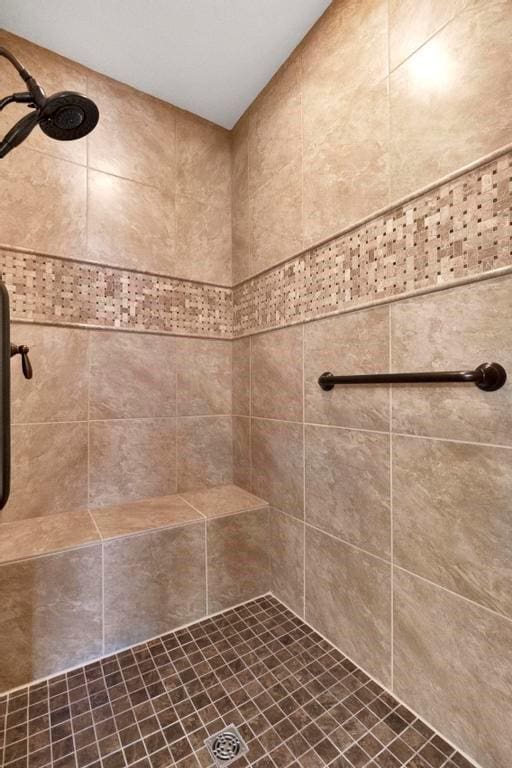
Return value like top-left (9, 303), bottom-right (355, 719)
top-left (204, 725), bottom-right (249, 766)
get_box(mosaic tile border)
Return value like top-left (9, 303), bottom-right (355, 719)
top-left (0, 595), bottom-right (476, 768)
top-left (1, 148), bottom-right (511, 340)
top-left (0, 249), bottom-right (233, 339)
top-left (233, 150), bottom-right (512, 337)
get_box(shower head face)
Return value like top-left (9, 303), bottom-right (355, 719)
top-left (39, 91), bottom-right (99, 141)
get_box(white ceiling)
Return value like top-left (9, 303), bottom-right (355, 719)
top-left (0, 0), bottom-right (331, 128)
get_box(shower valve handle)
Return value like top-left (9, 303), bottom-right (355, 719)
top-left (10, 343), bottom-right (32, 379)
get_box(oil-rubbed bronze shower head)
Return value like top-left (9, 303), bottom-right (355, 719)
top-left (0, 46), bottom-right (99, 158)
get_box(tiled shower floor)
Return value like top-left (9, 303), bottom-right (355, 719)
top-left (0, 596), bottom-right (473, 768)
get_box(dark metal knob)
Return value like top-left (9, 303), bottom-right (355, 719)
top-left (10, 343), bottom-right (32, 379)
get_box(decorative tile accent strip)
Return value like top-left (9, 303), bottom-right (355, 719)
top-left (0, 249), bottom-right (233, 338)
top-left (1, 150), bottom-right (511, 339)
top-left (234, 151), bottom-right (512, 336)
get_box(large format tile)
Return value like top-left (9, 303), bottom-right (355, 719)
top-left (250, 157), bottom-right (303, 275)
top-left (87, 169), bottom-right (175, 274)
top-left (303, 81), bottom-right (389, 247)
top-left (393, 435), bottom-right (512, 618)
top-left (0, 546), bottom-right (102, 691)
top-left (89, 331), bottom-right (176, 419)
top-left (181, 483), bottom-right (267, 518)
top-left (207, 508), bottom-right (270, 613)
top-left (269, 508), bottom-right (304, 617)
top-left (232, 415), bottom-right (251, 491)
top-left (3, 422), bottom-right (88, 522)
top-left (89, 418), bottom-right (177, 507)
top-left (306, 425), bottom-right (391, 558)
top-left (175, 194), bottom-right (231, 285)
top-left (0, 149), bottom-right (86, 257)
top-left (12, 324), bottom-right (89, 424)
top-left (388, 0), bottom-right (471, 70)
top-left (176, 416), bottom-right (233, 492)
top-left (391, 276), bottom-right (512, 444)
top-left (251, 326), bottom-right (303, 421)
top-left (248, 56), bottom-right (302, 196)
top-left (176, 338), bottom-right (231, 416)
top-left (304, 305), bottom-right (390, 431)
top-left (231, 116), bottom-right (250, 284)
top-left (232, 337), bottom-right (250, 416)
top-left (389, 0), bottom-right (512, 199)
top-left (305, 526), bottom-right (392, 686)
top-left (301, 0), bottom-right (388, 141)
top-left (0, 512), bottom-right (99, 565)
top-left (0, 29), bottom-right (87, 165)
top-left (104, 523), bottom-right (205, 652)
top-left (394, 568), bottom-right (512, 768)
top-left (91, 495), bottom-right (201, 540)
top-left (251, 418), bottom-right (304, 519)
top-left (87, 71), bottom-right (176, 192)
top-left (176, 112), bottom-right (231, 210)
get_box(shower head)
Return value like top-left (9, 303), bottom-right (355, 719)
top-left (0, 46), bottom-right (99, 158)
top-left (39, 91), bottom-right (99, 141)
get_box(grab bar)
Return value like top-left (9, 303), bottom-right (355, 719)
top-left (318, 362), bottom-right (507, 392)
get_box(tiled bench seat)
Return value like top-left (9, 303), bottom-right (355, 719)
top-left (0, 485), bottom-right (269, 693)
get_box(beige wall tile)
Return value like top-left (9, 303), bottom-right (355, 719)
top-left (0, 512), bottom-right (99, 565)
top-left (87, 72), bottom-right (176, 192)
top-left (91, 495), bottom-right (201, 540)
top-left (232, 415), bottom-right (251, 491)
top-left (104, 523), bottom-right (205, 652)
top-left (89, 418), bottom-right (177, 507)
top-left (232, 337), bottom-right (250, 416)
top-left (176, 111), bottom-right (231, 209)
top-left (306, 425), bottom-right (391, 559)
top-left (87, 169), bottom-right (175, 274)
top-left (176, 338), bottom-right (231, 416)
top-left (304, 306), bottom-right (390, 431)
top-left (231, 115), bottom-right (250, 284)
top-left (176, 415), bottom-right (233, 492)
top-left (250, 157), bottom-right (303, 275)
top-left (305, 525), bottom-right (391, 686)
top-left (175, 194), bottom-right (231, 285)
top-left (301, 0), bottom-right (388, 137)
top-left (3, 422), bottom-right (88, 522)
top-left (181, 484), bottom-right (266, 518)
top-left (207, 508), bottom-right (270, 613)
top-left (303, 81), bottom-right (389, 247)
top-left (389, 0), bottom-right (512, 199)
top-left (269, 508), bottom-right (304, 617)
top-left (12, 324), bottom-right (88, 424)
top-left (0, 149), bottom-right (86, 257)
top-left (0, 29), bottom-right (87, 165)
top-left (388, 0), bottom-right (471, 71)
top-left (394, 568), bottom-right (512, 768)
top-left (251, 418), bottom-right (304, 519)
top-left (0, 545), bottom-right (102, 691)
top-left (249, 56), bottom-right (302, 196)
top-left (394, 435), bottom-right (512, 618)
top-left (251, 326), bottom-right (303, 422)
top-left (89, 331), bottom-right (176, 419)
top-left (391, 276), bottom-right (512, 445)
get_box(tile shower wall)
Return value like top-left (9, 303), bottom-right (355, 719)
top-left (232, 272), bottom-right (512, 768)
top-left (0, 29), bottom-right (232, 285)
top-left (231, 0), bottom-right (512, 282)
top-left (4, 323), bottom-right (233, 522)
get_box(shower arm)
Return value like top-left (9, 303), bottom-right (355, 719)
top-left (0, 47), bottom-right (46, 107)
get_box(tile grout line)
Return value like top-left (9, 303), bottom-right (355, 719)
top-left (302, 323), bottom-right (306, 619)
